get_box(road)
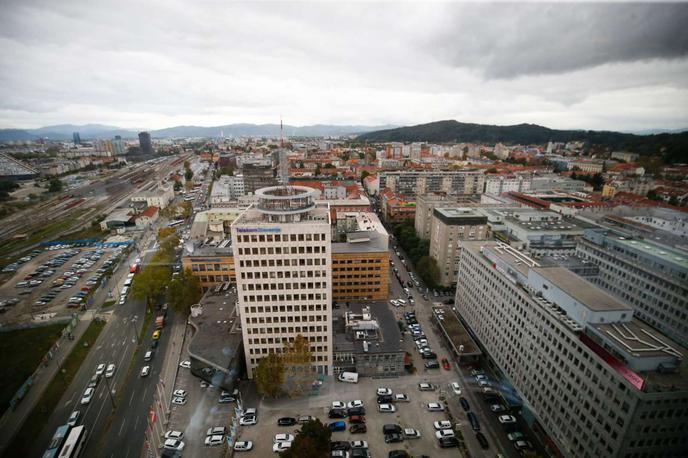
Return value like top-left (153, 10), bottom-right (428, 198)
top-left (388, 240), bottom-right (520, 458)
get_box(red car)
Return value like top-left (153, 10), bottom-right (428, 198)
top-left (441, 358), bottom-right (450, 370)
top-left (348, 415), bottom-right (366, 424)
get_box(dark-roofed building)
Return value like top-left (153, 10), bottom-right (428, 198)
top-left (332, 302), bottom-right (405, 377)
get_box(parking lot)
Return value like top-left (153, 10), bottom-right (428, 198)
top-left (0, 245), bottom-right (126, 322)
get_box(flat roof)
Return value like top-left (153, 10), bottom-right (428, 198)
top-left (332, 301), bottom-right (404, 354)
top-left (188, 290), bottom-right (242, 371)
top-left (332, 230), bottom-right (388, 254)
top-left (433, 303), bottom-right (481, 356)
top-left (434, 207), bottom-right (487, 226)
top-left (532, 266), bottom-right (631, 312)
top-left (613, 237), bottom-right (688, 271)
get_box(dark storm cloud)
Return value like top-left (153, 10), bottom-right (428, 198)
top-left (430, 3), bottom-right (688, 79)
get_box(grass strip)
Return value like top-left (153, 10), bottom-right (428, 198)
top-left (4, 319), bottom-right (105, 456)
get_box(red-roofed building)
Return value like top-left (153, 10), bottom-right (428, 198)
top-left (133, 206), bottom-right (159, 229)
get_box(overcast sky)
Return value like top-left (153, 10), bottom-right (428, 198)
top-left (1, 1), bottom-right (687, 131)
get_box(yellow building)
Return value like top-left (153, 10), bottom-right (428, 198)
top-left (181, 251), bottom-right (235, 291)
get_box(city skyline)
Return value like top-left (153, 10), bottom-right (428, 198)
top-left (1, 2), bottom-right (687, 131)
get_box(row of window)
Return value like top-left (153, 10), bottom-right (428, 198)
top-left (241, 269), bottom-right (326, 279)
top-left (242, 282), bottom-right (326, 291)
top-left (238, 233), bottom-right (326, 243)
top-left (247, 304), bottom-right (326, 313)
top-left (242, 293), bottom-right (327, 303)
top-left (237, 245), bottom-right (327, 255)
top-left (239, 258), bottom-right (328, 268)
top-left (246, 325), bottom-right (328, 335)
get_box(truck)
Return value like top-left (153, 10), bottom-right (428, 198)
top-left (338, 372), bottom-right (359, 383)
top-left (155, 315), bottom-right (165, 329)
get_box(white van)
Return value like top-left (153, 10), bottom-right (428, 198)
top-left (338, 372), bottom-right (359, 383)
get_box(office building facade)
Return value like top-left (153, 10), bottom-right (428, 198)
top-left (378, 170), bottom-right (485, 197)
top-left (456, 241), bottom-right (688, 458)
top-left (138, 131), bottom-right (153, 154)
top-left (231, 186), bottom-right (333, 378)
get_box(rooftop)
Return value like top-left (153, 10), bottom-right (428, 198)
top-left (188, 290), bottom-right (243, 372)
top-left (532, 266), bottom-right (632, 312)
top-left (434, 207), bottom-right (487, 226)
top-left (332, 301), bottom-right (404, 355)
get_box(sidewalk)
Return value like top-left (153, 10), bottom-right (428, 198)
top-left (0, 310), bottom-right (95, 455)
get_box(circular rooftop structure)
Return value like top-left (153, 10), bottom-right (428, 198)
top-left (255, 185), bottom-right (317, 216)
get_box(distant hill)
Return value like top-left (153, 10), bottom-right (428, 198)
top-left (0, 123), bottom-right (396, 142)
top-left (357, 120), bottom-right (688, 163)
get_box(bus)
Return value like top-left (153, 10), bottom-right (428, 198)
top-left (168, 220), bottom-right (184, 228)
top-left (42, 424), bottom-right (71, 458)
top-left (57, 425), bottom-right (86, 458)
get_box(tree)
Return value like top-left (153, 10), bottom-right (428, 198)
top-left (647, 189), bottom-right (662, 201)
top-left (48, 178), bottom-right (63, 193)
top-left (0, 180), bottom-right (19, 200)
top-left (254, 353), bottom-right (285, 398)
top-left (314, 165), bottom-right (321, 176)
top-left (173, 181), bottom-right (183, 191)
top-left (184, 169), bottom-right (194, 181)
top-left (166, 269), bottom-right (202, 315)
top-left (281, 419), bottom-right (331, 458)
top-left (358, 152), bottom-right (365, 160)
top-left (416, 256), bottom-right (441, 289)
top-left (282, 334), bottom-right (313, 398)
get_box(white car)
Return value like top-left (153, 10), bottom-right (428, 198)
top-left (404, 428), bottom-right (421, 439)
top-left (80, 388), bottom-right (94, 405)
top-left (427, 402), bottom-right (445, 411)
top-left (418, 383), bottom-right (435, 391)
top-left (67, 410), bottom-right (80, 426)
top-left (347, 400), bottom-right (363, 409)
top-left (95, 363), bottom-right (106, 376)
top-left (378, 403), bottom-right (396, 413)
top-left (179, 360), bottom-right (191, 368)
top-left (165, 431), bottom-right (184, 440)
top-left (435, 429), bottom-right (455, 439)
top-left (172, 397), bottom-right (187, 406)
top-left (273, 442), bottom-right (292, 453)
top-left (240, 415), bottom-right (257, 426)
top-left (163, 439), bottom-right (185, 451)
top-left (450, 382), bottom-right (461, 395)
top-left (389, 299), bottom-right (399, 307)
top-left (205, 435), bottom-right (224, 446)
top-left (273, 433), bottom-right (295, 443)
top-left (478, 379), bottom-right (491, 387)
top-left (433, 420), bottom-right (452, 430)
top-left (105, 364), bottom-right (116, 378)
top-left (351, 440), bottom-right (368, 449)
top-left (394, 393), bottom-right (409, 402)
top-left (331, 401), bottom-right (346, 409)
top-left (173, 389), bottom-right (187, 398)
top-left (234, 441), bottom-right (253, 451)
top-left (376, 387), bottom-right (392, 396)
top-left (207, 426), bottom-right (226, 436)
top-left (118, 296), bottom-right (126, 305)
top-left (499, 415), bottom-right (517, 424)
top-left (140, 366), bottom-right (150, 377)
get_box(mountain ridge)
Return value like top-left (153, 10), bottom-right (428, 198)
top-left (356, 120), bottom-right (688, 163)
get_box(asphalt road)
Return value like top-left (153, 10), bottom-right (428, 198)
top-left (388, 240), bottom-right (520, 458)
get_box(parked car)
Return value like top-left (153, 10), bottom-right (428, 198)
top-left (418, 383), bottom-right (435, 391)
top-left (476, 432), bottom-right (489, 449)
top-left (273, 433), bottom-right (295, 443)
top-left (165, 431), bottom-right (184, 440)
top-left (233, 441), bottom-right (253, 451)
top-left (278, 417), bottom-right (297, 426)
top-left (378, 403), bottom-right (396, 413)
top-left (384, 433), bottom-right (403, 443)
top-left (140, 366), bottom-right (150, 377)
top-left (349, 424), bottom-right (367, 434)
top-left (376, 387), bottom-right (392, 396)
top-left (450, 382), bottom-right (461, 395)
top-left (459, 397), bottom-right (471, 412)
top-left (499, 415), bottom-right (517, 425)
top-left (393, 393), bottom-right (409, 402)
top-left (438, 436), bottom-right (459, 448)
top-left (328, 409), bottom-right (347, 419)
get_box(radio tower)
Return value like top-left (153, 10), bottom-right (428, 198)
top-left (279, 117), bottom-right (289, 186)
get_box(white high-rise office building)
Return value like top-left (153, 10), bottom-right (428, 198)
top-left (231, 186), bottom-right (333, 378)
top-left (455, 241), bottom-right (688, 457)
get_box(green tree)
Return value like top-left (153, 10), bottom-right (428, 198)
top-left (254, 353), bottom-right (285, 398)
top-left (358, 152), bottom-right (365, 160)
top-left (0, 180), bottom-right (19, 200)
top-left (48, 178), bottom-right (63, 193)
top-left (166, 269), bottom-right (202, 315)
top-left (173, 181), bottom-right (183, 191)
top-left (314, 165), bottom-right (321, 176)
top-left (184, 169), bottom-right (194, 181)
top-left (281, 419), bottom-right (331, 458)
top-left (646, 189), bottom-right (662, 201)
top-left (416, 256), bottom-right (441, 289)
top-left (282, 334), bottom-right (313, 398)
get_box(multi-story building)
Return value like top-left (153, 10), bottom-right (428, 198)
top-left (210, 174), bottom-right (245, 206)
top-left (138, 131), bottom-right (153, 154)
top-left (332, 212), bottom-right (389, 301)
top-left (611, 151), bottom-right (640, 162)
top-left (181, 246), bottom-right (235, 291)
top-left (484, 174), bottom-right (532, 195)
top-left (241, 160), bottom-right (277, 194)
top-left (429, 208), bottom-right (488, 286)
top-left (378, 170), bottom-right (485, 197)
top-left (72, 132), bottom-right (81, 146)
top-left (500, 209), bottom-right (586, 257)
top-left (130, 185), bottom-right (174, 209)
top-left (456, 241), bottom-right (688, 458)
top-left (414, 194), bottom-right (480, 240)
top-left (531, 174), bottom-right (588, 192)
top-left (112, 135), bottom-right (125, 155)
top-left (230, 186), bottom-right (333, 377)
top-left (576, 228), bottom-right (688, 346)
top-left (333, 302), bottom-right (404, 377)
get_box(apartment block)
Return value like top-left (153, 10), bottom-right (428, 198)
top-left (378, 170), bottom-right (485, 197)
top-left (429, 208), bottom-right (488, 286)
top-left (484, 174), bottom-right (532, 195)
top-left (230, 186), bottom-right (333, 377)
top-left (456, 241), bottom-right (688, 458)
top-left (414, 193), bottom-right (480, 240)
top-left (576, 228), bottom-right (688, 347)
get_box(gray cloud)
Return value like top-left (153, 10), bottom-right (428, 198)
top-left (428, 3), bottom-right (688, 78)
top-left (0, 1), bottom-right (686, 132)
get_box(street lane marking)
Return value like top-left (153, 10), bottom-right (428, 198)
top-left (118, 418), bottom-right (127, 436)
